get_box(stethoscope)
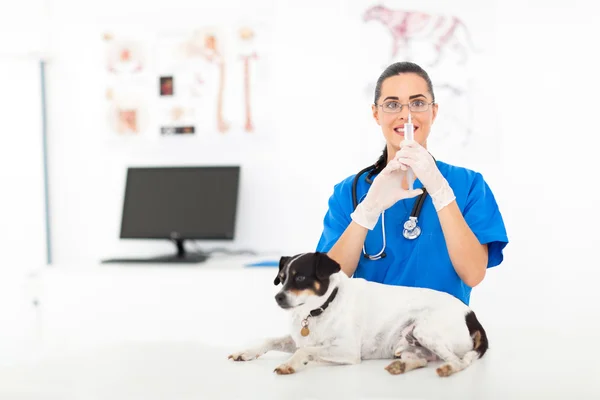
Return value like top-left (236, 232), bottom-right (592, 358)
top-left (351, 164), bottom-right (428, 260)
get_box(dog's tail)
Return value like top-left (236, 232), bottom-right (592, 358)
top-left (435, 310), bottom-right (489, 377)
top-left (465, 310), bottom-right (488, 358)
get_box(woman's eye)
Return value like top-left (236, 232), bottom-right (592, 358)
top-left (411, 100), bottom-right (425, 106)
top-left (385, 101), bottom-right (400, 110)
top-left (295, 275), bottom-right (305, 282)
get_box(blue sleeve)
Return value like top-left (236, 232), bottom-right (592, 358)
top-left (315, 182), bottom-right (352, 253)
top-left (463, 173), bottom-right (509, 268)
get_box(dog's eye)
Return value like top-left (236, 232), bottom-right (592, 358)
top-left (295, 275), bottom-right (305, 282)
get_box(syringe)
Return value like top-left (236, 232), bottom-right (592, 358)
top-left (404, 113), bottom-right (415, 190)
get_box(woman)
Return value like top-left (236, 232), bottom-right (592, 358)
top-left (315, 61), bottom-right (508, 305)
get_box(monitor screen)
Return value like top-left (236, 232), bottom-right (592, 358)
top-left (119, 166), bottom-right (240, 240)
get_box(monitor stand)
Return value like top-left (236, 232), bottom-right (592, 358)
top-left (101, 239), bottom-right (209, 264)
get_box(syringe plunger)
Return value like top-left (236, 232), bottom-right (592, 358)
top-left (404, 114), bottom-right (415, 190)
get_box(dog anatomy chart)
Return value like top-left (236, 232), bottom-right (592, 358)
top-left (363, 5), bottom-right (481, 67)
top-left (360, 4), bottom-right (486, 147)
top-left (103, 25), bottom-right (267, 137)
top-left (104, 33), bottom-right (149, 135)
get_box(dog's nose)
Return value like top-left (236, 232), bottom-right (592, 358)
top-left (275, 293), bottom-right (286, 304)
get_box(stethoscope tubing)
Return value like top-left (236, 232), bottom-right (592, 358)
top-left (351, 165), bottom-right (427, 221)
top-left (351, 164), bottom-right (427, 260)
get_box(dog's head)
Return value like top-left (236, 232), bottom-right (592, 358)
top-left (273, 252), bottom-right (341, 310)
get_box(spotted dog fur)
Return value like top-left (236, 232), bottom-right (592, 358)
top-left (229, 252), bottom-right (488, 377)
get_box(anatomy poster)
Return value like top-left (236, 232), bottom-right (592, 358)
top-left (350, 1), bottom-right (493, 150)
top-left (103, 23), bottom-right (270, 138)
top-left (104, 32), bottom-right (152, 136)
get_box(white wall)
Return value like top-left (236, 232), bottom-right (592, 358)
top-left (37, 0), bottom-right (600, 309)
top-left (487, 0), bottom-right (600, 312)
top-left (44, 0), bottom-right (498, 263)
top-left (0, 0), bottom-right (49, 270)
top-left (0, 0), bottom-right (49, 365)
top-left (0, 59), bottom-right (47, 269)
top-left (0, 0), bottom-right (599, 371)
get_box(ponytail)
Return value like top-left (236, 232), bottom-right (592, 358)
top-left (367, 145), bottom-right (387, 181)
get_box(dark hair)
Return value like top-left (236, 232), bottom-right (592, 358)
top-left (370, 62), bottom-right (435, 177)
top-left (374, 61), bottom-right (435, 105)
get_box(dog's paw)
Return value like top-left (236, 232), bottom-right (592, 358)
top-left (384, 360), bottom-right (407, 375)
top-left (273, 364), bottom-right (295, 375)
top-left (228, 351), bottom-right (259, 362)
top-left (436, 364), bottom-right (453, 377)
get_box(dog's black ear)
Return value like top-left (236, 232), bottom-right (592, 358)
top-left (315, 252), bottom-right (341, 280)
top-left (274, 256), bottom-right (291, 285)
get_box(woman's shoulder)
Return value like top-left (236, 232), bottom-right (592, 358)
top-left (331, 171), bottom-right (362, 194)
top-left (436, 160), bottom-right (487, 188)
top-left (436, 160), bottom-right (500, 208)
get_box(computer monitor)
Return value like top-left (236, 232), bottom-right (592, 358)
top-left (109, 165), bottom-right (240, 263)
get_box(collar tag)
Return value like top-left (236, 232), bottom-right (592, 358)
top-left (299, 287), bottom-right (339, 337)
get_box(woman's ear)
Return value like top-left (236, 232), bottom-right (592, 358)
top-left (274, 256), bottom-right (291, 285)
top-left (372, 104), bottom-right (381, 126)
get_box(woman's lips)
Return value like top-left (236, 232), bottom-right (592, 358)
top-left (393, 126), bottom-right (418, 136)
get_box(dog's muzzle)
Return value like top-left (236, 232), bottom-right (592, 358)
top-left (275, 292), bottom-right (292, 309)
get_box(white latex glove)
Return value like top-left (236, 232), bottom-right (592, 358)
top-left (395, 140), bottom-right (456, 212)
top-left (351, 158), bottom-right (423, 230)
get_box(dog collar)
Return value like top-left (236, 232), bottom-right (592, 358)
top-left (300, 287), bottom-right (339, 337)
top-left (309, 287), bottom-right (339, 317)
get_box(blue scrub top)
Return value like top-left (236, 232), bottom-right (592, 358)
top-left (316, 160), bottom-right (508, 305)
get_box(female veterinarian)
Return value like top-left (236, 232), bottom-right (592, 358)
top-left (316, 61), bottom-right (508, 305)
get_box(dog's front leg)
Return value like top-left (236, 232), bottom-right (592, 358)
top-left (228, 335), bottom-right (296, 362)
top-left (274, 345), bottom-right (360, 375)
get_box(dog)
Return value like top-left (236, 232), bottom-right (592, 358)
top-left (228, 252), bottom-right (488, 377)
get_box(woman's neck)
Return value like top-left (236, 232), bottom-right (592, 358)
top-left (385, 143), bottom-right (424, 190)
top-left (386, 141), bottom-right (427, 164)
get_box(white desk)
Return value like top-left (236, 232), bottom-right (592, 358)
top-left (1, 256), bottom-right (599, 399)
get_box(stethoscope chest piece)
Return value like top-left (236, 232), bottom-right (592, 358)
top-left (403, 216), bottom-right (421, 240)
top-left (353, 163), bottom-right (430, 259)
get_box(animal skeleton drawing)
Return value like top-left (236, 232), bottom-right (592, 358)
top-left (363, 5), bottom-right (480, 67)
top-left (104, 34), bottom-right (144, 74)
top-left (184, 28), bottom-right (259, 134)
top-left (239, 27), bottom-right (258, 133)
top-left (241, 52), bottom-right (258, 132)
top-left (185, 32), bottom-right (230, 133)
top-left (362, 5), bottom-right (481, 147)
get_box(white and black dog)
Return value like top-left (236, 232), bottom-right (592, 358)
top-left (228, 252), bottom-right (488, 377)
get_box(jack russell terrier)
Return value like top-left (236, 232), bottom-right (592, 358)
top-left (228, 252), bottom-right (488, 377)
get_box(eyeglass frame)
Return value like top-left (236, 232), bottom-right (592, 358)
top-left (374, 99), bottom-right (436, 114)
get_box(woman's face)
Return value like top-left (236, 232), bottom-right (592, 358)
top-left (371, 73), bottom-right (438, 154)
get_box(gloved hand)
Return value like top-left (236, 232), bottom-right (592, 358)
top-left (394, 140), bottom-right (456, 212)
top-left (351, 158), bottom-right (423, 230)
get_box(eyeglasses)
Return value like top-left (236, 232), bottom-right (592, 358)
top-left (376, 99), bottom-right (435, 113)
